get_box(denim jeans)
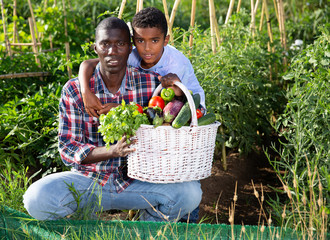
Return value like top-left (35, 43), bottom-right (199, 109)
top-left (23, 171), bottom-right (202, 221)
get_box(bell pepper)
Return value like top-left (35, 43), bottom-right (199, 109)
top-left (196, 109), bottom-right (203, 119)
top-left (160, 88), bottom-right (175, 102)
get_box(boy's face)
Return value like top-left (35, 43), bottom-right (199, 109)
top-left (132, 27), bottom-right (169, 69)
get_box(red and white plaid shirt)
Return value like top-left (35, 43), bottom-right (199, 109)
top-left (58, 64), bottom-right (160, 193)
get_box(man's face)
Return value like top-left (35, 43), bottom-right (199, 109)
top-left (132, 27), bottom-right (169, 69)
top-left (94, 28), bottom-right (132, 74)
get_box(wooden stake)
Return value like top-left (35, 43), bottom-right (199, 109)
top-left (208, 0), bottom-right (216, 53)
top-left (28, 17), bottom-right (40, 67)
top-left (62, 0), bottom-right (72, 78)
top-left (189, 0), bottom-right (196, 52)
top-left (272, 0), bottom-right (279, 24)
top-left (0, 0), bottom-right (12, 56)
top-left (118, 0), bottom-right (126, 19)
top-left (27, 0), bottom-right (40, 44)
top-left (136, 0), bottom-right (143, 13)
top-left (210, 0), bottom-right (221, 46)
top-left (276, 0), bottom-right (287, 68)
top-left (0, 72), bottom-right (50, 79)
top-left (169, 0), bottom-right (181, 43)
top-left (250, 0), bottom-right (256, 38)
top-left (225, 0), bottom-right (235, 24)
top-left (162, 0), bottom-right (172, 40)
top-left (259, 0), bottom-right (265, 31)
top-left (263, 0), bottom-right (274, 81)
top-left (253, 0), bottom-right (260, 16)
top-left (236, 0), bottom-right (242, 13)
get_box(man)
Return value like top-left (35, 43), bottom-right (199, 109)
top-left (23, 17), bottom-right (202, 222)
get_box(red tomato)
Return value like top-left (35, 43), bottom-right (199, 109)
top-left (196, 109), bottom-right (203, 119)
top-left (148, 96), bottom-right (165, 110)
top-left (136, 103), bottom-right (143, 114)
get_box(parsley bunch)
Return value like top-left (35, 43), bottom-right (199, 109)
top-left (98, 100), bottom-right (149, 148)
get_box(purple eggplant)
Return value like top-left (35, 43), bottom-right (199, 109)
top-left (163, 100), bottom-right (184, 123)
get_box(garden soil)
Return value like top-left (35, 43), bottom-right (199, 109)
top-left (100, 146), bottom-right (285, 226)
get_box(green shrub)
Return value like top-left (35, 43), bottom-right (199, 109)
top-left (269, 27), bottom-right (329, 232)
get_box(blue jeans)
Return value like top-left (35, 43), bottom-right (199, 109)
top-left (23, 171), bottom-right (202, 221)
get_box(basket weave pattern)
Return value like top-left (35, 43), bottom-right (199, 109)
top-left (127, 82), bottom-right (221, 183)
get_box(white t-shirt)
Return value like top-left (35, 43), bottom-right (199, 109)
top-left (128, 45), bottom-right (206, 108)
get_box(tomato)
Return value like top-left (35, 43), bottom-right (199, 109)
top-left (148, 96), bottom-right (165, 110)
top-left (136, 103), bottom-right (143, 114)
top-left (196, 109), bottom-right (203, 119)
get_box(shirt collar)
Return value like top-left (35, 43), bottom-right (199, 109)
top-left (94, 63), bottom-right (133, 96)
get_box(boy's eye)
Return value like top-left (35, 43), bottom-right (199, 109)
top-left (136, 39), bottom-right (144, 43)
top-left (152, 39), bottom-right (159, 43)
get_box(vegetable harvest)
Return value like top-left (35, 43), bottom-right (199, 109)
top-left (98, 100), bottom-right (149, 147)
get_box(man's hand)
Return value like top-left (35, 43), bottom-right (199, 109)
top-left (97, 102), bottom-right (121, 116)
top-left (159, 73), bottom-right (183, 97)
top-left (112, 136), bottom-right (137, 158)
top-left (82, 90), bottom-right (104, 118)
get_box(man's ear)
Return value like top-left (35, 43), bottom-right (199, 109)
top-left (94, 43), bottom-right (98, 54)
top-left (164, 35), bottom-right (170, 46)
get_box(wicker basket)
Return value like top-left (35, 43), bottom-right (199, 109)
top-left (127, 82), bottom-right (221, 183)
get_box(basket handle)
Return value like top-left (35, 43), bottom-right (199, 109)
top-left (152, 81), bottom-right (198, 127)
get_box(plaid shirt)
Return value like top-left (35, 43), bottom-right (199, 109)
top-left (58, 64), bottom-right (160, 193)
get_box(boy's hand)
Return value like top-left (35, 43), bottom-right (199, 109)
top-left (82, 90), bottom-right (104, 118)
top-left (159, 74), bottom-right (183, 97)
top-left (97, 103), bottom-right (121, 116)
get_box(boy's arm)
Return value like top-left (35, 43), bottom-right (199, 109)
top-left (78, 58), bottom-right (103, 117)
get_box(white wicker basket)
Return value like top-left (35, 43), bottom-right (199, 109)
top-left (127, 82), bottom-right (221, 183)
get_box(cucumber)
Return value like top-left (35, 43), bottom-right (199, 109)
top-left (198, 113), bottom-right (216, 126)
top-left (172, 94), bottom-right (201, 129)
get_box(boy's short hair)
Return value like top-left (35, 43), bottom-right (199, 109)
top-left (132, 7), bottom-right (168, 37)
top-left (95, 17), bottom-right (131, 42)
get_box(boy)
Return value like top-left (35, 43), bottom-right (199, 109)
top-left (79, 7), bottom-right (205, 118)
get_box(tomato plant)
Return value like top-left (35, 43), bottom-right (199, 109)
top-left (148, 96), bottom-right (165, 110)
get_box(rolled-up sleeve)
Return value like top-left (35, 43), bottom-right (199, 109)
top-left (58, 84), bottom-right (95, 166)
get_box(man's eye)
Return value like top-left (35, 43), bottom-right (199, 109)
top-left (117, 42), bottom-right (125, 46)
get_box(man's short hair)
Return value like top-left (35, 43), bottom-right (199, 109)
top-left (95, 17), bottom-right (131, 42)
top-left (132, 7), bottom-right (168, 37)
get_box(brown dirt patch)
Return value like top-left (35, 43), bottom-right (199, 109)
top-left (100, 146), bottom-right (284, 225)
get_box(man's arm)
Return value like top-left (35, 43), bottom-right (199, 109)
top-left (78, 58), bottom-right (102, 117)
top-left (58, 83), bottom-right (134, 166)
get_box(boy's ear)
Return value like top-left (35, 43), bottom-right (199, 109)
top-left (164, 35), bottom-right (170, 46)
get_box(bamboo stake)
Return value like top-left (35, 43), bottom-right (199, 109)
top-left (169, 0), bottom-right (181, 43)
top-left (259, 0), bottom-right (265, 31)
top-left (28, 17), bottom-right (40, 67)
top-left (138, 0), bottom-right (143, 12)
top-left (13, 0), bottom-right (17, 42)
top-left (208, 0), bottom-right (216, 53)
top-left (250, 0), bottom-right (256, 38)
top-left (253, 0), bottom-right (260, 16)
top-left (162, 0), bottom-right (172, 39)
top-left (276, 0), bottom-right (287, 69)
top-left (188, 0), bottom-right (196, 52)
top-left (263, 0), bottom-right (274, 81)
top-left (62, 0), bottom-right (72, 78)
top-left (27, 0), bottom-right (40, 44)
top-left (10, 42), bottom-right (42, 46)
top-left (118, 0), bottom-right (126, 19)
top-left (236, 0), bottom-right (242, 13)
top-left (272, 0), bottom-right (279, 24)
top-left (210, 0), bottom-right (221, 46)
top-left (0, 0), bottom-right (12, 56)
top-left (225, 0), bottom-right (235, 24)
top-left (0, 72), bottom-right (50, 79)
